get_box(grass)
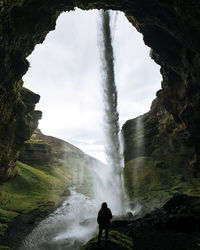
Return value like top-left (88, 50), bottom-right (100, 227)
top-left (0, 161), bottom-right (72, 213)
top-left (0, 149), bottom-right (94, 241)
top-left (81, 230), bottom-right (133, 250)
top-left (0, 160), bottom-right (72, 238)
top-left (0, 246), bottom-right (11, 250)
top-left (0, 209), bottom-right (18, 223)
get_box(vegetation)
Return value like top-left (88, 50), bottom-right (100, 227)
top-left (123, 100), bottom-right (200, 209)
top-left (81, 230), bottom-right (133, 250)
top-left (124, 156), bottom-right (200, 208)
top-left (0, 129), bottom-right (98, 246)
top-left (0, 246), bottom-right (11, 250)
top-left (0, 160), bottom-right (73, 238)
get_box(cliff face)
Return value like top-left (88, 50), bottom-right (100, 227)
top-left (123, 99), bottom-right (200, 207)
top-left (0, 0), bottom-right (200, 181)
top-left (123, 98), bottom-right (194, 166)
top-left (0, 85), bottom-right (41, 180)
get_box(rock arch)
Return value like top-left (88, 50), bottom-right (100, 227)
top-left (0, 0), bottom-right (200, 179)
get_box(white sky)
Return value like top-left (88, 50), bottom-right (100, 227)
top-left (23, 9), bottom-right (161, 163)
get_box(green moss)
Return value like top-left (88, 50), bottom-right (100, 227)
top-left (0, 129), bottom-right (100, 242)
top-left (126, 15), bottom-right (140, 32)
top-left (25, 139), bottom-right (49, 144)
top-left (0, 246), bottom-right (11, 250)
top-left (0, 223), bottom-right (8, 237)
top-left (0, 209), bottom-right (18, 223)
top-left (124, 156), bottom-right (200, 207)
top-left (0, 144), bottom-right (94, 236)
top-left (108, 231), bottom-right (133, 249)
top-left (81, 230), bottom-right (133, 250)
top-left (0, 160), bottom-right (73, 237)
top-left (0, 161), bottom-right (71, 214)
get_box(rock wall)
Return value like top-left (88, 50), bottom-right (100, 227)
top-left (0, 85), bottom-right (41, 180)
top-left (123, 98), bottom-right (194, 166)
top-left (122, 99), bottom-right (200, 207)
top-left (0, 0), bottom-right (200, 180)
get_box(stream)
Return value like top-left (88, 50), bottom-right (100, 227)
top-left (21, 188), bottom-right (99, 250)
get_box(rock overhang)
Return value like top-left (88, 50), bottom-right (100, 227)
top-left (0, 0), bottom-right (200, 179)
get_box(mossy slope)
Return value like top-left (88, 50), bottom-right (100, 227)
top-left (0, 159), bottom-right (72, 241)
top-left (123, 99), bottom-right (200, 207)
top-left (81, 230), bottom-right (133, 250)
top-left (124, 156), bottom-right (200, 208)
top-left (0, 130), bottom-right (104, 246)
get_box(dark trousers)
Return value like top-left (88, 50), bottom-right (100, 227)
top-left (98, 227), bottom-right (109, 243)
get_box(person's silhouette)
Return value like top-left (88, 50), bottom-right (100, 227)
top-left (97, 202), bottom-right (112, 245)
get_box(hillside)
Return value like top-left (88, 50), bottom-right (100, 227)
top-left (0, 129), bottom-right (104, 249)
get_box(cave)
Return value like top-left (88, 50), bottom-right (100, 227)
top-left (1, 0), bottom-right (200, 180)
top-left (0, 0), bottom-right (200, 249)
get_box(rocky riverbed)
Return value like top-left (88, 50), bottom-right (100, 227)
top-left (82, 195), bottom-right (200, 250)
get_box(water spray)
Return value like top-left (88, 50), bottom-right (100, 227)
top-left (95, 10), bottom-right (126, 215)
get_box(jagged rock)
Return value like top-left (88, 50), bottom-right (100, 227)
top-left (0, 86), bottom-right (41, 181)
top-left (127, 195), bottom-right (200, 250)
top-left (19, 141), bottom-right (53, 164)
top-left (81, 195), bottom-right (200, 250)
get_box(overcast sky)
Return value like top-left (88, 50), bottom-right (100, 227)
top-left (23, 9), bottom-right (161, 163)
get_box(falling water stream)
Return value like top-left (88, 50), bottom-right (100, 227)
top-left (97, 10), bottom-right (126, 214)
top-left (20, 10), bottom-right (129, 250)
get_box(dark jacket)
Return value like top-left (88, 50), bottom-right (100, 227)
top-left (97, 207), bottom-right (112, 229)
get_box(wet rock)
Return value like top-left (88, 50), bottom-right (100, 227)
top-left (123, 98), bottom-right (200, 207)
top-left (81, 230), bottom-right (133, 250)
top-left (128, 195), bottom-right (200, 250)
top-left (82, 196), bottom-right (200, 249)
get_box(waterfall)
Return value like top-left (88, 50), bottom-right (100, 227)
top-left (93, 10), bottom-right (125, 215)
top-left (131, 115), bottom-right (145, 195)
top-left (20, 10), bottom-right (128, 250)
top-left (135, 115), bottom-right (145, 157)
